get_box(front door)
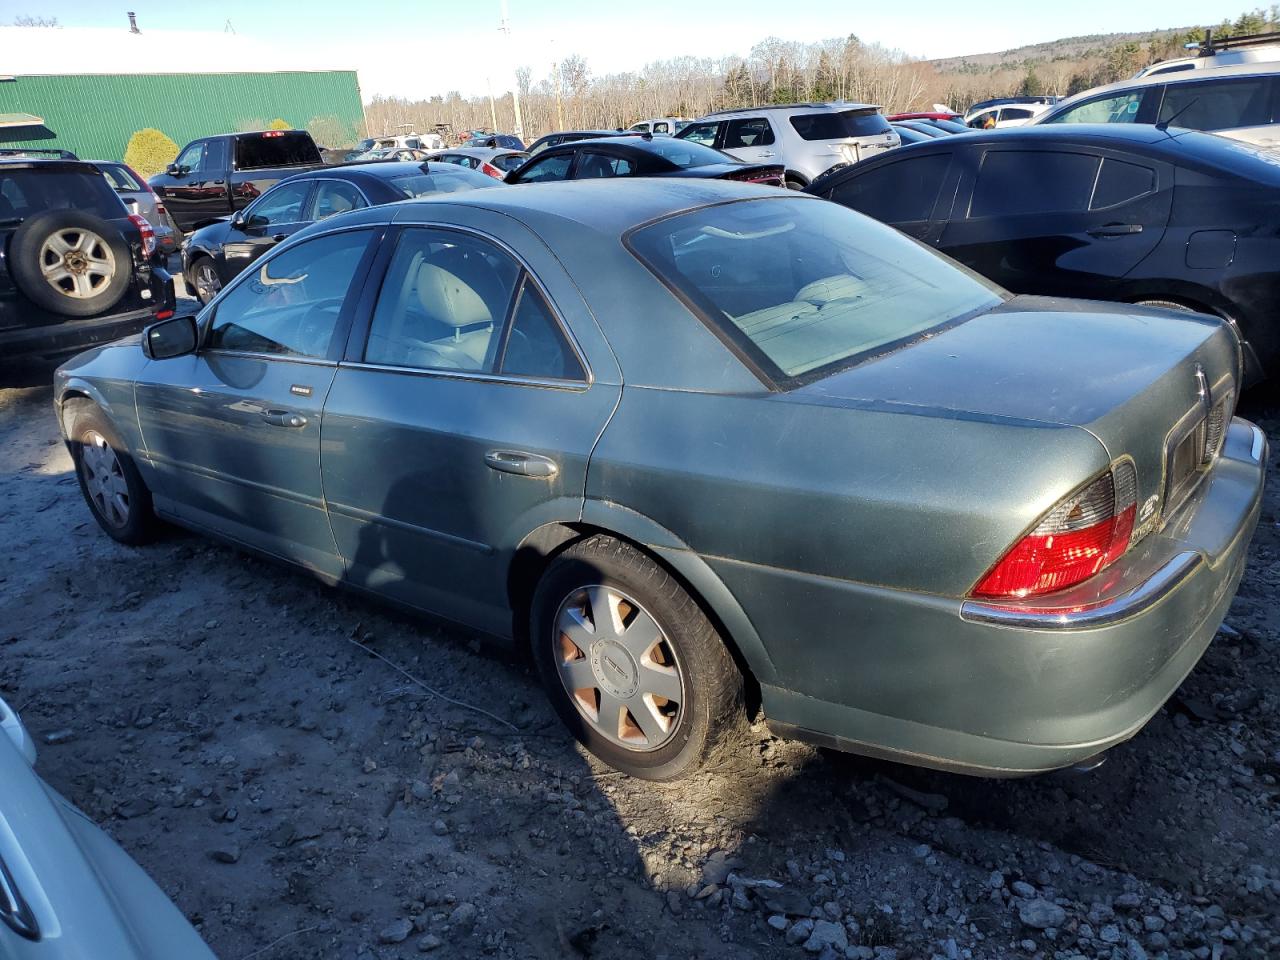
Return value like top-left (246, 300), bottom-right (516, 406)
top-left (156, 139), bottom-right (229, 232)
top-left (221, 179), bottom-right (315, 281)
top-left (321, 219), bottom-right (622, 637)
top-left (134, 227), bottom-right (378, 578)
top-left (939, 146), bottom-right (1172, 299)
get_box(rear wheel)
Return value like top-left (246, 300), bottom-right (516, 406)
top-left (66, 402), bottom-right (159, 545)
top-left (530, 535), bottom-right (745, 781)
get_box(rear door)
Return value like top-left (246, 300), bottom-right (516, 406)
top-left (721, 117), bottom-right (777, 164)
top-left (320, 211), bottom-right (623, 637)
top-left (1155, 74), bottom-right (1280, 145)
top-left (817, 151), bottom-right (956, 244)
top-left (938, 145), bottom-right (1173, 298)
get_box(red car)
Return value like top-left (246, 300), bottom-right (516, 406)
top-left (887, 111), bottom-right (962, 122)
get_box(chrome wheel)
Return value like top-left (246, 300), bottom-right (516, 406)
top-left (554, 585), bottom-right (685, 752)
top-left (80, 431), bottom-right (130, 528)
top-left (192, 261), bottom-right (221, 303)
top-left (40, 228), bottom-right (116, 299)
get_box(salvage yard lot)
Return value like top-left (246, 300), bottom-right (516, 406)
top-left (1, 381), bottom-right (1278, 960)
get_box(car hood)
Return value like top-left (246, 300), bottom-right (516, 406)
top-left (0, 697), bottom-right (216, 959)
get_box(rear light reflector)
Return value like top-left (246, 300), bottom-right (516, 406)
top-left (154, 309), bottom-right (174, 320)
top-left (972, 461), bottom-right (1138, 599)
top-left (128, 213), bottom-right (156, 259)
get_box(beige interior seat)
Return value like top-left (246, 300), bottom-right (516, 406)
top-left (415, 261), bottom-right (493, 366)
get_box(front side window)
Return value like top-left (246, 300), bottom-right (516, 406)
top-left (364, 228), bottom-right (520, 371)
top-left (627, 197), bottom-right (1002, 383)
top-left (1044, 91), bottom-right (1147, 124)
top-left (653, 122), bottom-right (670, 134)
top-left (207, 230), bottom-right (371, 358)
top-left (829, 154), bottom-right (951, 223)
top-left (724, 118), bottom-right (775, 148)
top-left (515, 154), bottom-right (572, 183)
top-left (176, 142), bottom-right (204, 172)
top-left (969, 151), bottom-right (1100, 218)
top-left (679, 121), bottom-right (720, 146)
top-left (1158, 77), bottom-right (1274, 130)
top-left (491, 153), bottom-right (528, 172)
top-left (575, 152), bottom-right (634, 178)
top-left (246, 181), bottom-right (312, 226)
top-left (311, 180), bottom-right (367, 220)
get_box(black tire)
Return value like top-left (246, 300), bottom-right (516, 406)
top-left (785, 177), bottom-right (806, 191)
top-left (530, 535), bottom-right (745, 781)
top-left (65, 401), bottom-right (159, 545)
top-left (187, 256), bottom-right (222, 305)
top-left (8, 210), bottom-right (132, 318)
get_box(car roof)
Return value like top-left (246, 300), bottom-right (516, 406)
top-left (702, 102), bottom-right (879, 117)
top-left (387, 177), bottom-right (813, 234)
top-left (0, 156), bottom-right (102, 175)
top-left (282, 160), bottom-right (483, 184)
top-left (437, 147), bottom-right (526, 158)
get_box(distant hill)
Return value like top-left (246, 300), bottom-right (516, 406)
top-left (928, 27), bottom-right (1197, 73)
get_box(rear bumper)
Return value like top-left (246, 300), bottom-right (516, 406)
top-left (0, 269), bottom-right (174, 363)
top-left (725, 419), bottom-right (1267, 776)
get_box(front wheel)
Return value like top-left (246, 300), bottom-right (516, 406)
top-left (530, 536), bottom-right (745, 781)
top-left (67, 402), bottom-right (159, 545)
top-left (188, 257), bottom-right (222, 305)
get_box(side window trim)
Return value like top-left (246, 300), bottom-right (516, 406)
top-left (244, 179), bottom-right (315, 224)
top-left (342, 222), bottom-right (592, 388)
top-left (306, 178), bottom-right (372, 220)
top-left (200, 225), bottom-right (383, 364)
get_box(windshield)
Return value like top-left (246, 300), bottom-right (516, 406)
top-left (790, 109), bottom-right (891, 141)
top-left (627, 197), bottom-right (1003, 384)
top-left (644, 137), bottom-right (739, 168)
top-left (390, 169), bottom-right (498, 197)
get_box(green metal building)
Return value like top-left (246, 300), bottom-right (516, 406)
top-left (0, 70), bottom-right (365, 161)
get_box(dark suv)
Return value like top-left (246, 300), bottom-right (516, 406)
top-left (0, 159), bottom-right (175, 366)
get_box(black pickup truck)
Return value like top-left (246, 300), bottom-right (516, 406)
top-left (148, 130), bottom-right (324, 234)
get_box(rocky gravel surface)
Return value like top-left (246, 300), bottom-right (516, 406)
top-left (0, 379), bottom-right (1277, 960)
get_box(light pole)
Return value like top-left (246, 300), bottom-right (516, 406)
top-left (498, 0), bottom-right (524, 139)
top-left (486, 76), bottom-right (498, 132)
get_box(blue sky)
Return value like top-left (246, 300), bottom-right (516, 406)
top-left (7, 0), bottom-right (1256, 98)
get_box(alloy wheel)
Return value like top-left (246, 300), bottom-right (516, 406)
top-left (553, 585), bottom-right (685, 751)
top-left (39, 228), bottom-right (116, 299)
top-left (80, 431), bottom-right (130, 528)
top-left (193, 263), bottom-right (221, 303)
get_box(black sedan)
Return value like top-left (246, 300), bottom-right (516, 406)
top-left (505, 135), bottom-right (784, 187)
top-left (807, 124), bottom-right (1280, 383)
top-left (526, 130), bottom-right (633, 154)
top-left (182, 161), bottom-right (497, 304)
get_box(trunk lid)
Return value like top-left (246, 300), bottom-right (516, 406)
top-left (794, 295), bottom-right (1240, 532)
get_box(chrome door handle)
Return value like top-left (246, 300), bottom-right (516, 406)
top-left (262, 410), bottom-right (308, 428)
top-left (484, 450), bottom-right (558, 478)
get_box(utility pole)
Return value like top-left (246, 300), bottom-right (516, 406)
top-left (498, 0), bottom-right (524, 139)
top-left (486, 76), bottom-right (498, 132)
top-left (552, 41), bottom-right (564, 130)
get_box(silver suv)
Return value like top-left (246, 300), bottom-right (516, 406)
top-left (676, 103), bottom-right (899, 187)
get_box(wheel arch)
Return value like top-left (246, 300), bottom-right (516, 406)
top-left (784, 169), bottom-right (810, 187)
top-left (507, 506), bottom-right (777, 710)
top-left (56, 381), bottom-right (111, 433)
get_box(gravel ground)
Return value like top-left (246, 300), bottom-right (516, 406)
top-left (0, 377), bottom-right (1277, 960)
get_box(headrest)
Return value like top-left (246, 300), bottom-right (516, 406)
top-left (415, 262), bottom-right (492, 328)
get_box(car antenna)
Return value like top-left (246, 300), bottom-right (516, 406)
top-left (1155, 97), bottom-right (1198, 134)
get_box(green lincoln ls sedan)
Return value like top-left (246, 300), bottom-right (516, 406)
top-left (54, 180), bottom-right (1266, 780)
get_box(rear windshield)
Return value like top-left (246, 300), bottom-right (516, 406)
top-left (790, 109), bottom-right (891, 141)
top-left (627, 197), bottom-right (1002, 384)
top-left (0, 167), bottom-right (124, 223)
top-left (644, 137), bottom-right (738, 168)
top-left (98, 164), bottom-right (145, 192)
top-left (390, 168), bottom-right (499, 197)
top-left (491, 152), bottom-right (529, 172)
top-left (234, 132), bottom-right (321, 170)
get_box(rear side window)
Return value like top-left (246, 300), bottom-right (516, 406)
top-left (829, 155), bottom-right (951, 223)
top-left (234, 132), bottom-right (321, 170)
top-left (99, 164), bottom-right (144, 191)
top-left (970, 151), bottom-right (1100, 218)
top-left (492, 153), bottom-right (528, 172)
top-left (498, 279), bottom-right (585, 380)
top-left (724, 118), bottom-right (775, 148)
top-left (576, 152), bottom-right (634, 178)
top-left (311, 180), bottom-right (367, 220)
top-left (1091, 158), bottom-right (1156, 209)
top-left (0, 168), bottom-right (123, 221)
top-left (790, 109), bottom-right (892, 140)
top-left (1158, 76), bottom-right (1275, 131)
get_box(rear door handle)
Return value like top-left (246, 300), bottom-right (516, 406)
top-left (1088, 223), bottom-right (1143, 237)
top-left (262, 409), bottom-right (308, 428)
top-left (484, 450), bottom-right (558, 478)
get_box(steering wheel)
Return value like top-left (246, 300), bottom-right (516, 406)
top-left (295, 298), bottom-right (342, 355)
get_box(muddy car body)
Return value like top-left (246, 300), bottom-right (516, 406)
top-left (53, 181), bottom-right (1266, 780)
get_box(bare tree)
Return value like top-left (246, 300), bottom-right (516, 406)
top-left (13, 14), bottom-right (60, 26)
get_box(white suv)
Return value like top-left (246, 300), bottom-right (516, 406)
top-left (676, 103), bottom-right (899, 187)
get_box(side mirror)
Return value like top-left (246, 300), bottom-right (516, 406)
top-left (143, 314), bottom-right (199, 360)
top-left (166, 162), bottom-right (184, 177)
top-left (230, 210), bottom-right (246, 228)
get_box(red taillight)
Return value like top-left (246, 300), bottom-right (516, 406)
top-left (262, 130), bottom-right (285, 138)
top-left (128, 213), bottom-right (156, 259)
top-left (480, 161), bottom-right (504, 179)
top-left (154, 309), bottom-right (174, 320)
top-left (972, 462), bottom-right (1138, 599)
